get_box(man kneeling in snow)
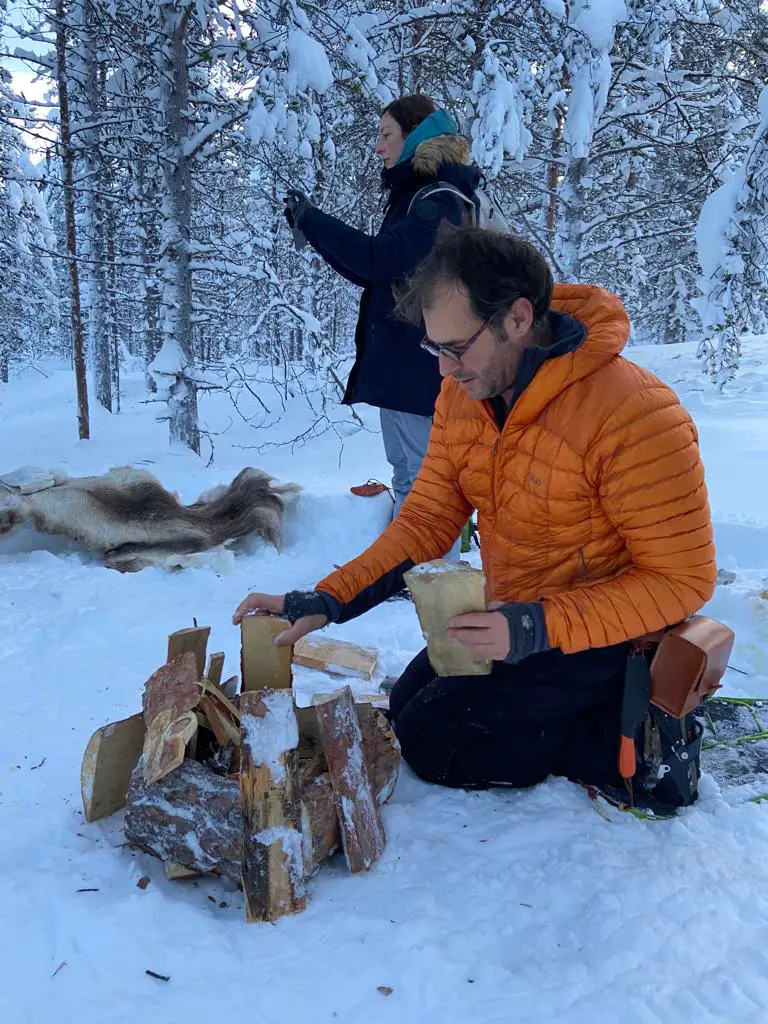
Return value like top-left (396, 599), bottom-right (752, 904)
top-left (233, 226), bottom-right (716, 793)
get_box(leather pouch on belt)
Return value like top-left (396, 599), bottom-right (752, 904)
top-left (649, 615), bottom-right (735, 718)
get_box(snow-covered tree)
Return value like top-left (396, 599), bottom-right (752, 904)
top-left (0, 116), bottom-right (57, 381)
top-left (695, 85), bottom-right (768, 386)
top-left (2, 0), bottom-right (767, 440)
top-left (68, 0), bottom-right (113, 410)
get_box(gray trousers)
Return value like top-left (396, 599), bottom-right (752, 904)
top-left (380, 408), bottom-right (461, 560)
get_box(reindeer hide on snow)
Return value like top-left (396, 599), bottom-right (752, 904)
top-left (0, 466), bottom-right (299, 571)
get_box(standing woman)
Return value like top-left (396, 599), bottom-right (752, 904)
top-left (284, 95), bottom-right (479, 528)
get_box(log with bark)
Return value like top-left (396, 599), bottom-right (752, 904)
top-left (89, 619), bottom-right (398, 918)
top-left (313, 687), bottom-right (386, 873)
top-left (240, 690), bottom-right (306, 921)
top-left (141, 652), bottom-right (201, 784)
top-left (123, 706), bottom-right (400, 883)
top-left (80, 652), bottom-right (202, 820)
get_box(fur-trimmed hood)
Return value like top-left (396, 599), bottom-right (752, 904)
top-left (383, 133), bottom-right (477, 196)
top-left (412, 134), bottom-right (471, 176)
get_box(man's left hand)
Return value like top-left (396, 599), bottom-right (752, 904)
top-left (448, 609), bottom-right (510, 661)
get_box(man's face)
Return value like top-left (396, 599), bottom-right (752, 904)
top-left (422, 283), bottom-right (534, 401)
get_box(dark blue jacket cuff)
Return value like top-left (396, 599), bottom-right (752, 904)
top-left (316, 591), bottom-right (342, 623)
top-left (283, 589), bottom-right (342, 625)
top-left (496, 602), bottom-right (550, 664)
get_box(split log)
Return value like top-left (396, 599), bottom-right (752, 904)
top-left (294, 703), bottom-right (400, 806)
top-left (404, 560), bottom-right (491, 677)
top-left (167, 625), bottom-right (210, 679)
top-left (221, 676), bottom-right (239, 700)
top-left (350, 692), bottom-right (389, 709)
top-left (126, 757), bottom-right (334, 883)
top-left (81, 713), bottom-right (145, 822)
top-left (123, 707), bottom-right (400, 882)
top-left (143, 710), bottom-right (198, 785)
top-left (205, 652), bottom-right (225, 687)
top-left (126, 757), bottom-right (246, 879)
top-left (141, 652), bottom-right (200, 727)
top-left (314, 687), bottom-right (386, 873)
top-left (165, 861), bottom-right (200, 881)
top-left (240, 690), bottom-right (306, 922)
top-left (240, 615), bottom-right (292, 692)
top-left (293, 636), bottom-right (378, 681)
top-left (200, 679), bottom-right (240, 721)
top-left (141, 652), bottom-right (201, 784)
top-left (200, 698), bottom-right (239, 747)
top-left (199, 681), bottom-right (241, 748)
top-left (186, 722), bottom-right (199, 762)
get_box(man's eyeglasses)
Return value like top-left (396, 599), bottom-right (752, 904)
top-left (420, 317), bottom-right (493, 363)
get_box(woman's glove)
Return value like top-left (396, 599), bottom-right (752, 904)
top-left (283, 190), bottom-right (315, 251)
top-left (283, 189), bottom-right (314, 226)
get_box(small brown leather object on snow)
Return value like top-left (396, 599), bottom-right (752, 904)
top-left (350, 479), bottom-right (393, 499)
top-left (649, 615), bottom-right (735, 718)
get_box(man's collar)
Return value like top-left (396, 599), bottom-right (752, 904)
top-left (491, 312), bottom-right (587, 424)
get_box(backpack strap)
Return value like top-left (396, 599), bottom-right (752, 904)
top-left (407, 181), bottom-right (477, 224)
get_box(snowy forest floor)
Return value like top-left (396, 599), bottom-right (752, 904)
top-left (3, 340), bottom-right (768, 1023)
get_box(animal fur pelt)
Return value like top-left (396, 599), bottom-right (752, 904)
top-left (0, 466), bottom-right (299, 572)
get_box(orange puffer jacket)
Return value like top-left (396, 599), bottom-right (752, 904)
top-left (317, 285), bottom-right (717, 653)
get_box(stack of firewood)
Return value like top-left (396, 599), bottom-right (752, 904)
top-left (80, 618), bottom-right (399, 923)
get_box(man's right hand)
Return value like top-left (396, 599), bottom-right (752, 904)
top-left (232, 591), bottom-right (328, 646)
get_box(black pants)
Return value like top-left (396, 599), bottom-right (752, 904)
top-left (389, 644), bottom-right (630, 790)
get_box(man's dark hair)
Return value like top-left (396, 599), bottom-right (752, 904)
top-left (382, 94), bottom-right (437, 137)
top-left (395, 223), bottom-right (554, 330)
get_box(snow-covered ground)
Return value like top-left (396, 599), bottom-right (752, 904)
top-left (3, 341), bottom-right (768, 1024)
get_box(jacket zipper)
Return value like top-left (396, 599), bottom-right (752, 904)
top-left (487, 432), bottom-right (502, 598)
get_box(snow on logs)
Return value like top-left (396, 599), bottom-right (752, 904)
top-left (313, 686), bottom-right (386, 874)
top-left (240, 689), bottom-right (307, 921)
top-left (81, 620), bottom-right (399, 923)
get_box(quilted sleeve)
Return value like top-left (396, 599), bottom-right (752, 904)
top-left (315, 391), bottom-right (473, 622)
top-left (541, 385), bottom-right (717, 653)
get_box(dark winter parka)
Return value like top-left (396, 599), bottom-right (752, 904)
top-left (299, 136), bottom-right (481, 416)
